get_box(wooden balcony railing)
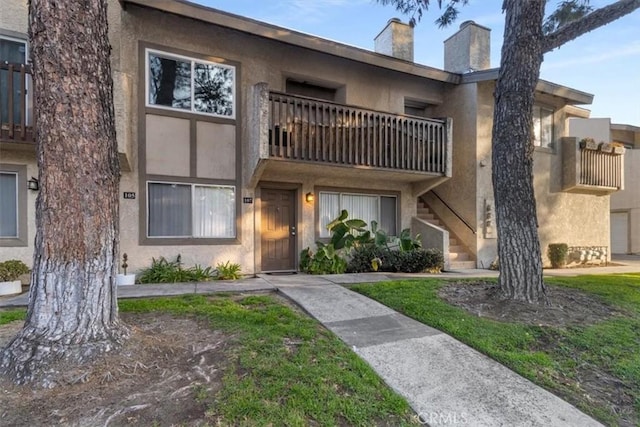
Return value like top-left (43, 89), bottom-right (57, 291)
top-left (561, 137), bottom-right (624, 195)
top-left (1, 62), bottom-right (34, 144)
top-left (579, 148), bottom-right (623, 188)
top-left (268, 92), bottom-right (449, 174)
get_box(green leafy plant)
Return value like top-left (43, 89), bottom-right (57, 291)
top-left (215, 261), bottom-right (242, 280)
top-left (0, 260), bottom-right (30, 282)
top-left (137, 255), bottom-right (217, 283)
top-left (300, 210), bottom-right (370, 275)
top-left (548, 243), bottom-right (569, 268)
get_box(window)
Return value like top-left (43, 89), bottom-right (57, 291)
top-left (286, 79), bottom-right (337, 101)
top-left (146, 49), bottom-right (235, 118)
top-left (0, 36), bottom-right (28, 126)
top-left (148, 182), bottom-right (235, 238)
top-left (319, 191), bottom-right (397, 238)
top-left (0, 172), bottom-right (18, 238)
top-left (533, 106), bottom-right (554, 148)
top-left (404, 99), bottom-right (431, 118)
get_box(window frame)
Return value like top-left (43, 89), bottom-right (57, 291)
top-left (145, 48), bottom-right (236, 119)
top-left (146, 180), bottom-right (236, 240)
top-left (0, 164), bottom-right (28, 247)
top-left (532, 105), bottom-right (555, 149)
top-left (317, 190), bottom-right (399, 239)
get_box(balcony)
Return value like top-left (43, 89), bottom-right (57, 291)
top-left (267, 91), bottom-right (450, 173)
top-left (248, 86), bottom-right (452, 193)
top-left (0, 62), bottom-right (34, 145)
top-left (562, 137), bottom-right (624, 195)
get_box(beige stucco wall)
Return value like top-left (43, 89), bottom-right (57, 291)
top-left (0, 0), bottom-right (27, 34)
top-left (428, 80), bottom-right (612, 268)
top-left (567, 117), bottom-right (611, 143)
top-left (111, 4), bottom-right (450, 274)
top-left (429, 84), bottom-right (479, 260)
top-left (611, 149), bottom-right (640, 253)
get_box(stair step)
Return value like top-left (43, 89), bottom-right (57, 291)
top-left (450, 252), bottom-right (470, 261)
top-left (449, 238), bottom-right (458, 246)
top-left (449, 245), bottom-right (465, 253)
top-left (425, 219), bottom-right (441, 226)
top-left (448, 260), bottom-right (476, 270)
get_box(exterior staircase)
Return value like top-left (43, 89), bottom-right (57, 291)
top-left (417, 201), bottom-right (476, 270)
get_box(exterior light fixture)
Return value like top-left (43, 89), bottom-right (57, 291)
top-left (305, 192), bottom-right (314, 203)
top-left (27, 177), bottom-right (39, 191)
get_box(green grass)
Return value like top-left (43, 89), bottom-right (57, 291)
top-left (122, 294), bottom-right (418, 426)
top-left (351, 274), bottom-right (640, 427)
top-left (2, 295), bottom-right (417, 425)
top-left (0, 309), bottom-right (26, 325)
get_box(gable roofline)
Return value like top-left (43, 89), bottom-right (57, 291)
top-left (120, 0), bottom-right (460, 84)
top-left (460, 68), bottom-right (593, 105)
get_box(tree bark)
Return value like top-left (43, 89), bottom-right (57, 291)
top-left (0, 0), bottom-right (129, 386)
top-left (492, 0), bottom-right (548, 304)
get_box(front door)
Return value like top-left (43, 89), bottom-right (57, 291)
top-left (261, 188), bottom-right (296, 271)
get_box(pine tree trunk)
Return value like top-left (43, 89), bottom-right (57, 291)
top-left (0, 0), bottom-right (129, 386)
top-left (492, 0), bottom-right (548, 304)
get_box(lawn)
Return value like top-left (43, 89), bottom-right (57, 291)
top-left (0, 294), bottom-right (418, 426)
top-left (351, 274), bottom-right (640, 427)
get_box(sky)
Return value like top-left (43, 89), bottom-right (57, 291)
top-left (191, 0), bottom-right (640, 126)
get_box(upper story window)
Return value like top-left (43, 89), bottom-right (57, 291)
top-left (533, 105), bottom-right (554, 148)
top-left (286, 79), bottom-right (337, 102)
top-left (146, 49), bottom-right (235, 119)
top-left (404, 99), bottom-right (432, 118)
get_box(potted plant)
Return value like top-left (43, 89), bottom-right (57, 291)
top-left (0, 260), bottom-right (29, 296)
top-left (116, 253), bottom-right (136, 286)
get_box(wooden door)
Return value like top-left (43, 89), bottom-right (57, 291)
top-left (261, 189), bottom-right (296, 271)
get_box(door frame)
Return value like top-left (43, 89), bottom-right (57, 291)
top-left (256, 182), bottom-right (302, 273)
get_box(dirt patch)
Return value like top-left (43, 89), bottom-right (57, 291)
top-left (438, 280), bottom-right (620, 327)
top-left (0, 312), bottom-right (232, 426)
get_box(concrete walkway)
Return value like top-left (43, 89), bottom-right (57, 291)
top-left (262, 273), bottom-right (603, 427)
top-left (2, 257), bottom-right (638, 425)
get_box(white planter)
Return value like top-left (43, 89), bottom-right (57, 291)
top-left (0, 280), bottom-right (22, 296)
top-left (117, 274), bottom-right (136, 286)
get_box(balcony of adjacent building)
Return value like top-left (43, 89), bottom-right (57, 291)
top-left (247, 84), bottom-right (452, 196)
top-left (562, 136), bottom-right (625, 195)
top-left (0, 62), bottom-right (34, 149)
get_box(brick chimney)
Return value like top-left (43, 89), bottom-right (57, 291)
top-left (374, 18), bottom-right (414, 62)
top-left (444, 20), bottom-right (491, 73)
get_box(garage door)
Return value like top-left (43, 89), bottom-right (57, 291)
top-left (611, 212), bottom-right (629, 254)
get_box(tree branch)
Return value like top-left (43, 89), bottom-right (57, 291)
top-left (542, 0), bottom-right (640, 53)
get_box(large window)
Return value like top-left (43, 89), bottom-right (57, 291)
top-left (533, 106), bottom-right (554, 148)
top-left (0, 172), bottom-right (18, 238)
top-left (146, 49), bottom-right (235, 118)
top-left (148, 182), bottom-right (235, 238)
top-left (319, 191), bottom-right (397, 238)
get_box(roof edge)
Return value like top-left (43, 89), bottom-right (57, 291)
top-left (121, 0), bottom-right (460, 84)
top-left (460, 69), bottom-right (594, 105)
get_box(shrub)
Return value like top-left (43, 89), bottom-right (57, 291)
top-left (0, 260), bottom-right (30, 282)
top-left (300, 246), bottom-right (347, 275)
top-left (216, 261), bottom-right (242, 280)
top-left (548, 243), bottom-right (569, 268)
top-left (137, 255), bottom-right (217, 283)
top-left (347, 246), bottom-right (395, 273)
